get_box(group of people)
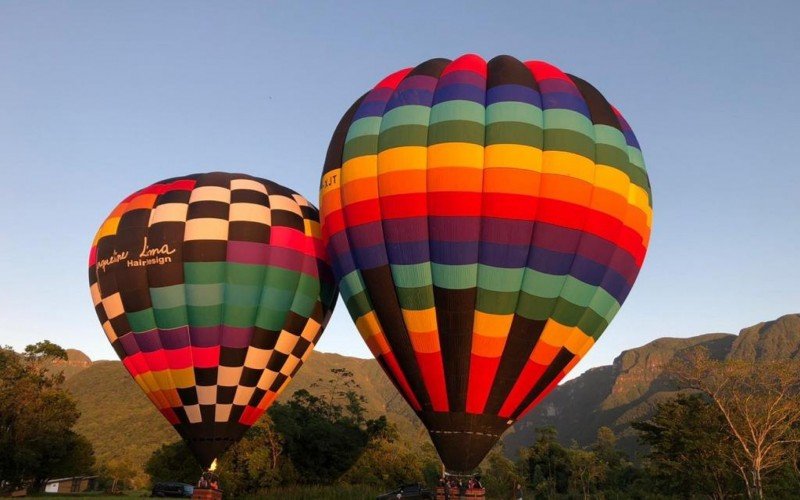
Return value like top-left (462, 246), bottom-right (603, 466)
top-left (438, 475), bottom-right (484, 498)
top-left (196, 472), bottom-right (219, 490)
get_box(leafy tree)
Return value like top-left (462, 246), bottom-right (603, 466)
top-left (522, 426), bottom-right (572, 496)
top-left (566, 447), bottom-right (604, 498)
top-left (144, 441), bottom-right (201, 485)
top-left (0, 343), bottom-right (95, 492)
top-left (268, 368), bottom-right (380, 484)
top-left (672, 348), bottom-right (800, 499)
top-left (479, 447), bottom-right (524, 498)
top-left (633, 393), bottom-right (743, 498)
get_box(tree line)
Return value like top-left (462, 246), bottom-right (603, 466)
top-left (2, 341), bottom-right (799, 498)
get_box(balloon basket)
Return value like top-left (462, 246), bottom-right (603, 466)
top-left (192, 488), bottom-right (223, 500)
top-left (435, 486), bottom-right (486, 499)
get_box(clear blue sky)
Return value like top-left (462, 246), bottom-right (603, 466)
top-left (1, 1), bottom-right (798, 379)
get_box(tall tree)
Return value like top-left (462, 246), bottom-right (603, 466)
top-left (0, 343), bottom-right (94, 492)
top-left (672, 348), bottom-right (800, 499)
top-left (633, 394), bottom-right (743, 498)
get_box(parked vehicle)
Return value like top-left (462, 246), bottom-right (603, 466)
top-left (377, 483), bottom-right (434, 499)
top-left (151, 482), bottom-right (194, 498)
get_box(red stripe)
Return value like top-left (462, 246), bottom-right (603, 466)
top-left (160, 407), bottom-right (180, 425)
top-left (498, 360), bottom-right (547, 418)
top-left (381, 193), bottom-right (429, 219)
top-left (525, 61), bottom-right (572, 83)
top-left (415, 351), bottom-right (449, 412)
top-left (239, 406), bottom-right (263, 426)
top-left (165, 346), bottom-right (193, 370)
top-left (142, 351), bottom-right (169, 372)
top-left (380, 352), bottom-right (422, 411)
top-left (376, 68), bottom-right (412, 90)
top-left (343, 198), bottom-right (382, 227)
top-left (88, 245), bottom-right (97, 267)
top-left (482, 193), bottom-right (539, 220)
top-left (191, 346), bottom-right (220, 368)
top-left (428, 192), bottom-right (482, 217)
top-left (442, 54), bottom-right (487, 78)
top-left (270, 226), bottom-right (315, 256)
top-left (466, 355), bottom-right (502, 414)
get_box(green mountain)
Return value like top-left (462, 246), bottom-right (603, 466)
top-left (61, 313), bottom-right (800, 477)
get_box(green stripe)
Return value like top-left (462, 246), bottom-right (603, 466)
top-left (186, 284), bottom-right (224, 307)
top-left (339, 270), bottom-right (366, 302)
top-left (544, 109), bottom-right (594, 139)
top-left (378, 124), bottom-right (428, 151)
top-left (149, 284), bottom-right (186, 309)
top-left (343, 135), bottom-right (378, 163)
top-left (429, 100), bottom-right (484, 125)
top-left (486, 102), bottom-right (542, 125)
top-left (390, 263), bottom-right (432, 288)
top-left (395, 285), bottom-right (435, 310)
top-left (184, 262), bottom-right (226, 285)
top-left (186, 305), bottom-right (221, 328)
top-left (380, 105), bottom-right (430, 130)
top-left (431, 263), bottom-right (477, 289)
top-left (152, 307), bottom-right (187, 329)
top-left (127, 309), bottom-right (157, 333)
top-left (345, 116), bottom-right (382, 143)
top-left (477, 265), bottom-right (524, 293)
top-left (344, 290), bottom-right (374, 318)
top-left (476, 289), bottom-right (519, 315)
top-left (485, 122), bottom-right (543, 148)
top-left (428, 120), bottom-right (484, 146)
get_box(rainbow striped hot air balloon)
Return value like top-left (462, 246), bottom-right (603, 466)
top-left (89, 172), bottom-right (336, 468)
top-left (319, 54), bottom-right (652, 472)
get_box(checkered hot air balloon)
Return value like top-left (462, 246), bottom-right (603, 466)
top-left (88, 172), bottom-right (337, 468)
top-left (319, 54), bottom-right (652, 473)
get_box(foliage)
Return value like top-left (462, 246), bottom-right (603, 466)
top-left (0, 343), bottom-right (95, 492)
top-left (633, 393), bottom-right (743, 498)
top-left (144, 441), bottom-right (201, 485)
top-left (672, 347), bottom-right (800, 498)
top-left (268, 368), bottom-right (380, 484)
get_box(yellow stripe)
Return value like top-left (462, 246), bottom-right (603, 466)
top-left (484, 144), bottom-right (542, 171)
top-left (377, 146), bottom-right (428, 174)
top-left (428, 143), bottom-right (484, 169)
top-left (342, 155), bottom-right (378, 182)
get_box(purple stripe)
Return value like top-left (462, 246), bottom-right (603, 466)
top-left (430, 240), bottom-right (479, 265)
top-left (538, 78), bottom-right (581, 96)
top-left (190, 326), bottom-right (221, 347)
top-left (480, 218), bottom-right (536, 245)
top-left (347, 221), bottom-right (386, 247)
top-left (615, 113), bottom-right (641, 148)
top-left (119, 332), bottom-right (140, 356)
top-left (221, 326), bottom-right (252, 348)
top-left (429, 217), bottom-right (480, 242)
top-left (385, 89), bottom-right (435, 111)
top-left (226, 241), bottom-right (317, 276)
top-left (227, 241), bottom-right (269, 265)
top-left (487, 84), bottom-right (541, 106)
top-left (354, 100), bottom-right (390, 120)
top-left (478, 242), bottom-right (532, 267)
top-left (438, 69), bottom-right (486, 89)
top-left (541, 92), bottom-right (590, 116)
top-left (382, 217), bottom-right (428, 242)
top-left (385, 75), bottom-right (438, 112)
top-left (159, 326), bottom-right (191, 349)
top-left (351, 243), bottom-right (389, 269)
top-left (386, 240), bottom-right (430, 265)
top-left (134, 329), bottom-right (161, 353)
top-left (363, 87), bottom-right (393, 103)
top-left (432, 83), bottom-right (485, 105)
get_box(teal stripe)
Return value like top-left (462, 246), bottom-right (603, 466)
top-left (429, 100), bottom-right (485, 125)
top-left (543, 109), bottom-right (594, 138)
top-left (431, 263), bottom-right (477, 289)
top-left (149, 284), bottom-right (186, 309)
top-left (486, 101), bottom-right (542, 125)
top-left (186, 284), bottom-right (224, 307)
top-left (127, 309), bottom-right (157, 333)
top-left (339, 270), bottom-right (366, 302)
top-left (477, 265), bottom-right (524, 293)
top-left (380, 105), bottom-right (430, 130)
top-left (390, 263), bottom-right (432, 288)
top-left (345, 116), bottom-right (381, 142)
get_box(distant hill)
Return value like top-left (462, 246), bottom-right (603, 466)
top-left (504, 314), bottom-right (800, 459)
top-left (61, 313), bottom-right (800, 475)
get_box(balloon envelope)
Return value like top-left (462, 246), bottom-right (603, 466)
top-left (320, 55), bottom-right (652, 472)
top-left (89, 172), bottom-right (336, 468)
